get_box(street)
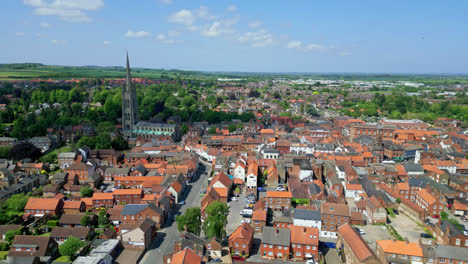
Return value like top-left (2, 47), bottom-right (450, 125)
top-left (139, 161), bottom-right (210, 264)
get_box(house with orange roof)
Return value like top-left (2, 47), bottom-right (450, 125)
top-left (365, 196), bottom-right (387, 224)
top-left (423, 165), bottom-right (449, 184)
top-left (91, 192), bottom-right (114, 208)
top-left (451, 199), bottom-right (468, 216)
top-left (375, 240), bottom-right (423, 264)
top-left (113, 188), bottom-right (143, 204)
top-left (168, 174), bottom-right (187, 203)
top-left (290, 225), bottom-right (319, 260)
top-left (435, 159), bottom-right (457, 174)
top-left (252, 209), bottom-right (267, 233)
top-left (265, 191), bottom-right (292, 211)
top-left (246, 160), bottom-right (259, 191)
top-left (395, 182), bottom-right (410, 200)
top-left (24, 197), bottom-right (64, 219)
top-left (266, 165), bottom-right (279, 188)
top-left (415, 189), bottom-right (443, 217)
top-left (337, 223), bottom-right (380, 264)
top-left (233, 158), bottom-right (247, 182)
top-left (229, 223), bottom-right (254, 257)
top-left (164, 243), bottom-right (203, 264)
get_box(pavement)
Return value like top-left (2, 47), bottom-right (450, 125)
top-left (389, 211), bottom-right (426, 243)
top-left (139, 163), bottom-right (210, 264)
top-left (357, 224), bottom-right (392, 251)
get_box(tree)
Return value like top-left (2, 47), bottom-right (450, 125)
top-left (5, 193), bottom-right (29, 217)
top-left (95, 133), bottom-right (112, 149)
top-left (5, 229), bottom-right (22, 243)
top-left (440, 211), bottom-right (448, 220)
top-left (306, 106), bottom-right (318, 116)
top-left (59, 236), bottom-right (84, 259)
top-left (176, 207), bottom-right (201, 235)
top-left (208, 126), bottom-right (217, 135)
top-left (396, 198), bottom-right (401, 204)
top-left (98, 210), bottom-right (109, 227)
top-left (80, 215), bottom-right (91, 227)
top-left (111, 135), bottom-right (129, 151)
top-left (228, 124), bottom-right (236, 133)
top-left (181, 124), bottom-right (188, 135)
top-left (80, 186), bottom-right (93, 198)
top-left (10, 117), bottom-right (28, 139)
top-left (203, 201), bottom-right (229, 240)
top-left (0, 146), bottom-right (11, 159)
top-left (9, 142), bottom-right (42, 161)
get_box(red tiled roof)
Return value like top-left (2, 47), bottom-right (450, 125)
top-left (338, 224), bottom-right (376, 262)
top-left (24, 198), bottom-right (60, 211)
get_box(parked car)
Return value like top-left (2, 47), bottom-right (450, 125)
top-left (432, 214), bottom-right (440, 219)
top-left (241, 219), bottom-right (251, 224)
top-left (232, 193), bottom-right (239, 197)
top-left (247, 203), bottom-right (254, 209)
top-left (354, 227), bottom-right (365, 235)
top-left (210, 258), bottom-right (222, 262)
top-left (460, 216), bottom-right (467, 222)
top-left (257, 187), bottom-right (266, 192)
top-left (232, 256), bottom-right (245, 261)
top-left (420, 233), bottom-right (432, 238)
top-left (463, 230), bottom-right (468, 236)
top-left (276, 186), bottom-right (286, 191)
top-left (230, 197), bottom-right (238, 202)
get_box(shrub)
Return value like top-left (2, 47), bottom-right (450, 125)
top-left (46, 220), bottom-right (58, 227)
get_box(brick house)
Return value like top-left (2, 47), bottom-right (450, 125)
top-left (375, 240), bottom-right (423, 264)
top-left (23, 198), bottom-right (63, 219)
top-left (57, 152), bottom-right (76, 169)
top-left (320, 202), bottom-right (350, 238)
top-left (229, 223), bottom-right (254, 257)
top-left (50, 226), bottom-right (91, 245)
top-left (205, 237), bottom-right (222, 258)
top-left (433, 220), bottom-right (468, 248)
top-left (164, 247), bottom-right (202, 264)
top-left (365, 196), bottom-right (387, 224)
top-left (62, 201), bottom-right (86, 215)
top-left (65, 163), bottom-right (95, 183)
top-left (113, 189), bottom-right (143, 205)
top-left (290, 225), bottom-right (319, 260)
top-left (260, 226), bottom-right (291, 260)
top-left (435, 245), bottom-right (468, 264)
top-left (92, 192), bottom-right (115, 208)
top-left (415, 189), bottom-right (443, 217)
top-left (252, 209), bottom-right (267, 233)
top-left (337, 224), bottom-right (380, 264)
top-left (104, 167), bottom-right (129, 182)
top-left (58, 213), bottom-right (96, 227)
top-left (120, 218), bottom-right (157, 249)
top-left (8, 235), bottom-right (58, 260)
top-left (120, 203), bottom-right (165, 228)
top-left (265, 191), bottom-right (292, 211)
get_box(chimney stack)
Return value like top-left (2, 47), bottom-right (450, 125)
top-left (275, 228), bottom-right (279, 235)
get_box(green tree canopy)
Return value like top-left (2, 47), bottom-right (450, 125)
top-left (176, 207), bottom-right (201, 235)
top-left (80, 186), bottom-right (93, 198)
top-left (5, 229), bottom-right (22, 243)
top-left (111, 135), bottom-right (129, 151)
top-left (80, 215), bottom-right (91, 227)
top-left (202, 201), bottom-right (229, 240)
top-left (59, 236), bottom-right (84, 259)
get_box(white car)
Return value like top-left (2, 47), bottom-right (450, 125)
top-left (276, 186), bottom-right (286, 191)
top-left (241, 219), bottom-right (251, 224)
top-left (230, 197), bottom-right (238, 202)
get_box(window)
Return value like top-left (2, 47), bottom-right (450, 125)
top-left (235, 243), bottom-right (239, 247)
top-left (455, 239), bottom-right (461, 246)
top-left (292, 244), bottom-right (295, 248)
top-left (268, 251), bottom-right (273, 256)
top-left (402, 255), bottom-right (408, 259)
top-left (297, 244), bottom-right (301, 248)
top-left (306, 245), bottom-right (310, 249)
top-left (465, 240), bottom-right (468, 246)
top-left (207, 244), bottom-right (211, 250)
top-left (277, 252), bottom-right (282, 257)
top-left (412, 256), bottom-right (420, 261)
top-left (278, 246), bottom-right (282, 250)
top-left (296, 252), bottom-right (301, 256)
top-left (312, 246), bottom-right (316, 250)
top-left (269, 245), bottom-right (273, 248)
top-left (242, 244), bottom-right (246, 248)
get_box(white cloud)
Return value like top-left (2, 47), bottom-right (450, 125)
top-left (305, 44), bottom-right (325, 51)
top-left (167, 30), bottom-right (179, 37)
top-left (197, 6), bottom-right (218, 20)
top-left (40, 22), bottom-right (50, 28)
top-left (168, 9), bottom-right (195, 26)
top-left (238, 29), bottom-right (274, 48)
top-left (125, 30), bottom-right (153, 38)
top-left (156, 34), bottom-right (166, 40)
top-left (24, 0), bottom-right (103, 22)
top-left (226, 5), bottom-right (237, 12)
top-left (103, 40), bottom-right (111, 45)
top-left (16, 32), bottom-right (25, 37)
top-left (160, 0), bottom-right (172, 4)
top-left (51, 39), bottom-right (66, 45)
top-left (339, 51), bottom-right (352, 56)
top-left (201, 15), bottom-right (238, 37)
top-left (248, 21), bottom-right (263, 29)
top-left (287, 40), bottom-right (302, 49)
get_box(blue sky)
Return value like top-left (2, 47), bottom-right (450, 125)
top-left (2, 0), bottom-right (468, 73)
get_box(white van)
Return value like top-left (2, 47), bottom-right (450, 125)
top-left (240, 208), bottom-right (253, 217)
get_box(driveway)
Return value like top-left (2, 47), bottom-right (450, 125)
top-left (139, 163), bottom-right (210, 264)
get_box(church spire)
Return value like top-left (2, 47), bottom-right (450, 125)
top-left (125, 52), bottom-right (131, 89)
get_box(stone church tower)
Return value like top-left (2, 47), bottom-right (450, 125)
top-left (122, 53), bottom-right (139, 132)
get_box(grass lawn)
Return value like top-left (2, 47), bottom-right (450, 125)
top-left (55, 256), bottom-right (71, 263)
top-left (39, 145), bottom-right (74, 163)
top-left (39, 232), bottom-right (51, 236)
top-left (0, 251), bottom-right (9, 260)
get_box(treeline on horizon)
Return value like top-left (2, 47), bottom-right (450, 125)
top-left (1, 63), bottom-right (468, 85)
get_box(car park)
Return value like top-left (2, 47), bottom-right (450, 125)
top-left (354, 227), bottom-right (365, 235)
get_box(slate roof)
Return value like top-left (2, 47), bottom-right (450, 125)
top-left (121, 203), bottom-right (163, 216)
top-left (436, 245), bottom-right (468, 261)
top-left (439, 220), bottom-right (463, 238)
top-left (403, 163), bottom-right (424, 173)
top-left (293, 209), bottom-right (321, 221)
top-left (261, 226), bottom-right (291, 247)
